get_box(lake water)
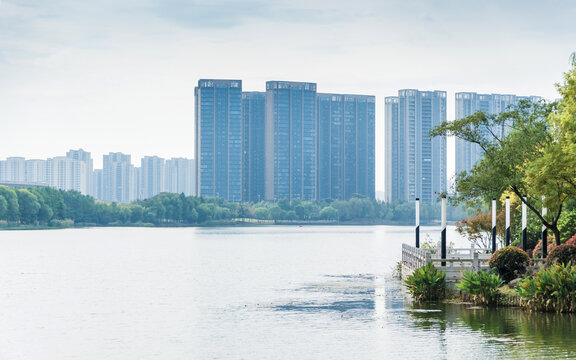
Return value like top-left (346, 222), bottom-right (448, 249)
top-left (0, 226), bottom-right (574, 359)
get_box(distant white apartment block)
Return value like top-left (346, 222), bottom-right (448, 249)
top-left (0, 157), bottom-right (26, 182)
top-left (103, 152), bottom-right (135, 203)
top-left (66, 149), bottom-right (93, 196)
top-left (25, 159), bottom-right (47, 184)
top-left (46, 156), bottom-right (86, 192)
top-left (140, 156), bottom-right (165, 200)
top-left (165, 157), bottom-right (195, 196)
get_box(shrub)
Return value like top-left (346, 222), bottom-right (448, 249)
top-left (405, 262), bottom-right (446, 302)
top-left (456, 270), bottom-right (504, 306)
top-left (488, 246), bottom-right (530, 283)
top-left (546, 244), bottom-right (576, 266)
top-left (566, 233), bottom-right (576, 245)
top-left (532, 237), bottom-right (557, 259)
top-left (517, 263), bottom-right (576, 312)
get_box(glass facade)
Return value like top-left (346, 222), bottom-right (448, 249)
top-left (242, 92), bottom-right (266, 202)
top-left (195, 79), bottom-right (242, 201)
top-left (265, 81), bottom-right (317, 201)
top-left (317, 94), bottom-right (375, 200)
top-left (455, 93), bottom-right (542, 176)
top-left (385, 90), bottom-right (447, 203)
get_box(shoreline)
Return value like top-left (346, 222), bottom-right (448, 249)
top-left (0, 220), bottom-right (457, 231)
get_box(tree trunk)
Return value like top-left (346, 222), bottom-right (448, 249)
top-left (552, 226), bottom-right (561, 246)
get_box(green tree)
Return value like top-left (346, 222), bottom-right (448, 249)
top-left (254, 207), bottom-right (268, 219)
top-left (431, 99), bottom-right (566, 245)
top-left (319, 206), bottom-right (339, 220)
top-left (0, 186), bottom-right (20, 222)
top-left (268, 205), bottom-right (285, 220)
top-left (130, 204), bottom-right (145, 223)
top-left (524, 58), bottom-right (576, 244)
top-left (0, 195), bottom-right (7, 220)
top-left (30, 187), bottom-right (66, 219)
top-left (16, 189), bottom-right (41, 224)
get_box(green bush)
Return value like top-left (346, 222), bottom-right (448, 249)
top-left (488, 246), bottom-right (530, 283)
top-left (456, 270), bottom-right (504, 306)
top-left (546, 244), bottom-right (576, 266)
top-left (517, 263), bottom-right (576, 313)
top-left (405, 262), bottom-right (446, 302)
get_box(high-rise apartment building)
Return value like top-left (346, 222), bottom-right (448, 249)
top-left (385, 89), bottom-right (447, 203)
top-left (25, 159), bottom-right (47, 184)
top-left (317, 93), bottom-right (375, 200)
top-left (66, 149), bottom-right (93, 195)
top-left (165, 158), bottom-right (195, 196)
top-left (140, 156), bottom-right (165, 200)
top-left (0, 157), bottom-right (26, 182)
top-left (103, 152), bottom-right (134, 203)
top-left (455, 93), bottom-right (542, 176)
top-left (46, 156), bottom-right (85, 192)
top-left (242, 91), bottom-right (266, 202)
top-left (265, 81), bottom-right (317, 201)
top-left (92, 169), bottom-right (103, 200)
top-left (195, 79), bottom-right (243, 201)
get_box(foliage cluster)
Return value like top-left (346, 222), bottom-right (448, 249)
top-left (558, 209), bottom-right (576, 243)
top-left (517, 263), bottom-right (576, 313)
top-left (567, 234), bottom-right (576, 245)
top-left (456, 210), bottom-right (505, 249)
top-left (532, 237), bottom-right (557, 259)
top-left (546, 244), bottom-right (576, 267)
top-left (404, 263), bottom-right (446, 302)
top-left (0, 185), bottom-right (471, 227)
top-left (431, 58), bottom-right (576, 247)
top-left (488, 246), bottom-right (530, 283)
top-left (456, 270), bottom-right (504, 306)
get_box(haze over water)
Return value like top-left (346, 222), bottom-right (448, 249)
top-left (0, 226), bottom-right (574, 359)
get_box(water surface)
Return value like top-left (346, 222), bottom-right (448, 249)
top-left (0, 226), bottom-right (572, 359)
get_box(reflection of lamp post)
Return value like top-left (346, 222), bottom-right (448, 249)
top-left (505, 197), bottom-right (511, 246)
top-left (415, 198), bottom-right (420, 248)
top-left (492, 198), bottom-right (497, 253)
top-left (441, 196), bottom-right (447, 267)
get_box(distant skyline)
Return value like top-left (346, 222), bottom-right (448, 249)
top-left (1, 0), bottom-right (575, 193)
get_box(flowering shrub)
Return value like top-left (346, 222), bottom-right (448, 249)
top-left (532, 237), bottom-right (557, 258)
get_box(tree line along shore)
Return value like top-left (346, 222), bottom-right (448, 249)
top-left (0, 185), bottom-right (469, 229)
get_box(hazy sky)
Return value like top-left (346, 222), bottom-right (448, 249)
top-left (1, 0), bottom-right (575, 192)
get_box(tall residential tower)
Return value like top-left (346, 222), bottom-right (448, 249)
top-left (195, 79), bottom-right (243, 201)
top-left (242, 92), bottom-right (266, 202)
top-left (385, 89), bottom-right (447, 203)
top-left (265, 81), bottom-right (317, 201)
top-left (317, 93), bottom-right (375, 200)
